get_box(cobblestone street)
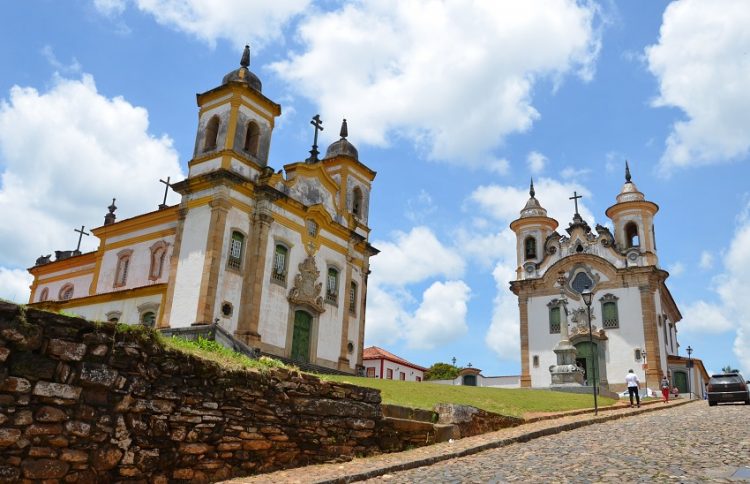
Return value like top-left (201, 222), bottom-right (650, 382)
top-left (366, 401), bottom-right (750, 483)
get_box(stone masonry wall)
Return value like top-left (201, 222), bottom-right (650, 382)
top-left (0, 302), bottom-right (391, 482)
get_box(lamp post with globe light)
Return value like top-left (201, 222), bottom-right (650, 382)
top-left (687, 346), bottom-right (693, 400)
top-left (581, 286), bottom-right (597, 415)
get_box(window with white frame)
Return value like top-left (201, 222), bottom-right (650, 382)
top-left (271, 243), bottom-right (288, 283)
top-left (325, 267), bottom-right (339, 304)
top-left (227, 231), bottom-right (245, 271)
top-left (349, 281), bottom-right (357, 315)
top-left (114, 249), bottom-right (133, 288)
top-left (599, 294), bottom-right (619, 329)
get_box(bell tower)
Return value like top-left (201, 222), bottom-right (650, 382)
top-left (605, 162), bottom-right (659, 266)
top-left (510, 180), bottom-right (559, 279)
top-left (189, 45), bottom-right (281, 180)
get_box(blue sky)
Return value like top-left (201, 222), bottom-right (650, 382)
top-left (1, 1), bottom-right (749, 377)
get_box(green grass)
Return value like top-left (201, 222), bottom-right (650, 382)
top-left (316, 375), bottom-right (616, 417)
top-left (161, 336), bottom-right (287, 373)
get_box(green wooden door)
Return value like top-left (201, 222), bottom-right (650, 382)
top-left (291, 311), bottom-right (312, 363)
top-left (575, 341), bottom-right (599, 385)
top-left (673, 371), bottom-right (688, 393)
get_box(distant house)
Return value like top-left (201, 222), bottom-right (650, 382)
top-left (428, 367), bottom-right (520, 388)
top-left (363, 346), bottom-right (426, 382)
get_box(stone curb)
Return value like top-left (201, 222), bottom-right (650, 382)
top-left (316, 399), bottom-right (697, 484)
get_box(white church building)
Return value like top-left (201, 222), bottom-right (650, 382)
top-left (510, 168), bottom-right (706, 394)
top-left (26, 47), bottom-right (378, 375)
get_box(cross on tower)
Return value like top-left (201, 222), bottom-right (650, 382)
top-left (74, 225), bottom-right (89, 253)
top-left (306, 114), bottom-right (324, 163)
top-left (159, 177), bottom-right (173, 210)
top-left (569, 191), bottom-right (583, 215)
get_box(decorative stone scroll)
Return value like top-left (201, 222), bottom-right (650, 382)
top-left (288, 255), bottom-right (325, 313)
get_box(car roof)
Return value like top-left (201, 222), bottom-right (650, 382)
top-left (710, 373), bottom-right (741, 378)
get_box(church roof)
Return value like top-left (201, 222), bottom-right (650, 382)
top-left (616, 161), bottom-right (646, 203)
top-left (519, 178), bottom-right (549, 218)
top-left (324, 119), bottom-right (359, 161)
top-left (221, 45), bottom-right (262, 92)
top-left (363, 346), bottom-right (427, 371)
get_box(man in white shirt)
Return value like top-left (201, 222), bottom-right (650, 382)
top-left (626, 369), bottom-right (640, 407)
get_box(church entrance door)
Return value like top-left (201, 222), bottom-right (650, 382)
top-left (575, 342), bottom-right (599, 386)
top-left (463, 375), bottom-right (477, 386)
top-left (291, 310), bottom-right (312, 363)
top-left (673, 371), bottom-right (688, 393)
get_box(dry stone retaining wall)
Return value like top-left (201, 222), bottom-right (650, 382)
top-left (0, 302), bottom-right (399, 482)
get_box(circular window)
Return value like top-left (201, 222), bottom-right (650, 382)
top-left (221, 302), bottom-right (233, 317)
top-left (571, 272), bottom-right (594, 294)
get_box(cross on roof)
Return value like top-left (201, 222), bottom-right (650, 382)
top-left (306, 114), bottom-right (324, 163)
top-left (569, 191), bottom-right (583, 215)
top-left (159, 176), bottom-right (173, 210)
top-left (74, 225), bottom-right (89, 252)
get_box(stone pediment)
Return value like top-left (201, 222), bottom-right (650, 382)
top-left (288, 255), bottom-right (325, 313)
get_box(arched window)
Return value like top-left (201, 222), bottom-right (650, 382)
top-left (272, 243), bottom-right (288, 283)
top-left (524, 236), bottom-right (537, 260)
top-left (59, 284), bottom-right (74, 301)
top-left (203, 115), bottom-right (220, 152)
top-left (600, 294), bottom-right (619, 329)
top-left (39, 288), bottom-right (49, 302)
top-left (141, 311), bottom-right (156, 327)
top-left (244, 121), bottom-right (260, 156)
top-left (549, 306), bottom-right (561, 334)
top-left (149, 241), bottom-right (168, 281)
top-left (352, 187), bottom-right (363, 217)
top-left (114, 250), bottom-right (133, 288)
top-left (325, 267), bottom-right (339, 304)
top-left (349, 281), bottom-right (358, 315)
top-left (227, 231), bottom-right (245, 270)
top-left (625, 221), bottom-right (640, 248)
top-left (106, 311), bottom-right (121, 324)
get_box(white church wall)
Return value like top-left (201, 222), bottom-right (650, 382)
top-left (653, 288), bottom-right (668, 375)
top-left (61, 293), bottom-right (162, 326)
top-left (229, 157), bottom-right (260, 181)
top-left (214, 206), bottom-right (253, 335)
top-left (190, 158), bottom-right (222, 177)
top-left (527, 295), bottom-right (566, 387)
top-left (599, 286), bottom-right (646, 387)
top-left (314, 243), bottom-right (347, 362)
top-left (96, 235), bottom-right (175, 293)
top-left (168, 205), bottom-right (211, 327)
top-left (38, 273), bottom-right (94, 302)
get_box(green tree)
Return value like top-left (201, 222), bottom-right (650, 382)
top-left (721, 365), bottom-right (739, 373)
top-left (424, 362), bottom-right (460, 380)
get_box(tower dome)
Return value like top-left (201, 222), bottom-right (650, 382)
top-left (325, 119), bottom-right (358, 160)
top-left (519, 179), bottom-right (549, 218)
top-left (615, 161), bottom-right (645, 203)
top-left (222, 45), bottom-right (262, 92)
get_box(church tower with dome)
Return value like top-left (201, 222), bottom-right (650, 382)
top-left (510, 166), bottom-right (706, 394)
top-left (26, 47), bottom-right (378, 375)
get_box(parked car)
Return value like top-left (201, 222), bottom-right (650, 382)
top-left (706, 373), bottom-right (750, 406)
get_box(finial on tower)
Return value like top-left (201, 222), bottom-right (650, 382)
top-left (529, 178), bottom-right (535, 198)
top-left (625, 160), bottom-right (632, 183)
top-left (339, 119), bottom-right (348, 139)
top-left (104, 198), bottom-right (117, 226)
top-left (240, 45), bottom-right (250, 68)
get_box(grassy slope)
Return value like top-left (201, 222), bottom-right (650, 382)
top-left (318, 375), bottom-right (616, 417)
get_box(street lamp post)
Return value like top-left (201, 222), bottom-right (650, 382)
top-left (687, 346), bottom-right (693, 400)
top-left (642, 348), bottom-right (648, 398)
top-left (581, 286), bottom-right (597, 415)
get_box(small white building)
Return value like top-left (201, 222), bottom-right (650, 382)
top-left (428, 367), bottom-right (521, 388)
top-left (509, 168), bottom-right (701, 393)
top-left (362, 346), bottom-right (426, 382)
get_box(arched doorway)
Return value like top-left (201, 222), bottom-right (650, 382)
top-left (463, 375), bottom-right (477, 386)
top-left (291, 310), bottom-right (312, 363)
top-left (575, 341), bottom-right (599, 386)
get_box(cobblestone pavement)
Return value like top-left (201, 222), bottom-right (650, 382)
top-left (364, 401), bottom-right (750, 483)
top-left (227, 399), bottom-right (750, 484)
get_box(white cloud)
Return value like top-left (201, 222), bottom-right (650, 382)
top-left (370, 226), bottom-right (464, 286)
top-left (0, 74), bottom-right (184, 298)
top-left (41, 46), bottom-right (81, 74)
top-left (560, 166), bottom-right (591, 179)
top-left (404, 190), bottom-right (437, 224)
top-left (527, 151), bottom-right (547, 174)
top-left (485, 261), bottom-right (520, 360)
top-left (0, 269), bottom-right (33, 303)
top-left (487, 158), bottom-right (511, 176)
top-left (668, 262), bottom-right (685, 277)
top-left (363, 285), bottom-right (408, 346)
top-left (272, 0), bottom-right (600, 163)
top-left (468, 177), bottom-right (596, 228)
top-left (646, 0), bottom-right (750, 174)
top-left (404, 281), bottom-right (471, 349)
top-left (94, 0), bottom-right (309, 48)
top-left (699, 250), bottom-right (714, 270)
top-left (454, 227), bottom-right (516, 270)
top-left (678, 202), bottom-right (750, 374)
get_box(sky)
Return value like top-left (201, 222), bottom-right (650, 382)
top-left (1, 0), bottom-right (749, 378)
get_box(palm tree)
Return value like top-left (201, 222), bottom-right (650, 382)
top-left (721, 365), bottom-right (738, 373)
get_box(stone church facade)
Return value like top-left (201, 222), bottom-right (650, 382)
top-left (26, 47), bottom-right (378, 375)
top-left (510, 168), bottom-right (700, 393)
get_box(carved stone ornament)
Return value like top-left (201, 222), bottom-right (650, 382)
top-left (288, 255), bottom-right (325, 313)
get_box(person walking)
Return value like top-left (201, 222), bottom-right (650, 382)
top-left (626, 369), bottom-right (641, 408)
top-left (660, 375), bottom-right (670, 403)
